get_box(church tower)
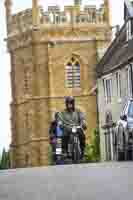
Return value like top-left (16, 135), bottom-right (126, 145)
top-left (5, 0), bottom-right (111, 168)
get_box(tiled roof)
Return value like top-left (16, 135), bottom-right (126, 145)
top-left (97, 19), bottom-right (133, 78)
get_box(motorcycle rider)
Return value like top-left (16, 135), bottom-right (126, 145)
top-left (59, 96), bottom-right (87, 159)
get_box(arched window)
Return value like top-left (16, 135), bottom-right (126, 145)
top-left (65, 57), bottom-right (80, 88)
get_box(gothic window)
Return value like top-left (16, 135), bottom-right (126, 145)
top-left (65, 57), bottom-right (80, 88)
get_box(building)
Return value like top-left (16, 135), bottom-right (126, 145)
top-left (97, 0), bottom-right (133, 161)
top-left (5, 0), bottom-right (111, 168)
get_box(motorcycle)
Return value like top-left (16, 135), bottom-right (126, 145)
top-left (54, 122), bottom-right (64, 165)
top-left (58, 119), bottom-right (82, 164)
top-left (67, 125), bottom-right (82, 164)
top-left (50, 114), bottom-right (83, 164)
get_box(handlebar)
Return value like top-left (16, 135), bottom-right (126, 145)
top-left (58, 120), bottom-right (82, 130)
top-left (57, 112), bottom-right (84, 131)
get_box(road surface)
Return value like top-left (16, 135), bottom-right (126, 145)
top-left (0, 162), bottom-right (132, 200)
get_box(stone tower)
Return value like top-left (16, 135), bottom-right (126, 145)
top-left (5, 0), bottom-right (111, 168)
top-left (74, 0), bottom-right (82, 6)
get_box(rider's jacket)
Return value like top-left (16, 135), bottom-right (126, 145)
top-left (58, 109), bottom-right (87, 135)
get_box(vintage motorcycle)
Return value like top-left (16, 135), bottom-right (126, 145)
top-left (57, 118), bottom-right (82, 164)
top-left (67, 125), bottom-right (82, 163)
top-left (51, 112), bottom-right (83, 164)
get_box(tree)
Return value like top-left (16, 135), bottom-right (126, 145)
top-left (0, 148), bottom-right (10, 170)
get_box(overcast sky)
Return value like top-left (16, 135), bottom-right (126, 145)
top-left (0, 0), bottom-right (124, 152)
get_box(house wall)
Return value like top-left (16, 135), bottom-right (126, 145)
top-left (98, 63), bottom-right (133, 160)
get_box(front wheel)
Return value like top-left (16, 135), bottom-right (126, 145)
top-left (72, 138), bottom-right (81, 164)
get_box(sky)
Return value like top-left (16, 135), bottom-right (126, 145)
top-left (0, 0), bottom-right (124, 152)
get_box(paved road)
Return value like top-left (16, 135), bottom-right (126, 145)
top-left (0, 162), bottom-right (132, 200)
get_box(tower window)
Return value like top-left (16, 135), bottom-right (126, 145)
top-left (65, 58), bottom-right (80, 88)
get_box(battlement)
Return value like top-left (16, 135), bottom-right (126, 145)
top-left (7, 8), bottom-right (32, 34)
top-left (6, 3), bottom-right (108, 36)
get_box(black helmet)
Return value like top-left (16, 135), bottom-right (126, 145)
top-left (65, 96), bottom-right (75, 110)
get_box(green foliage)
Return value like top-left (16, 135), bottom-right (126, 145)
top-left (6, 151), bottom-right (11, 169)
top-left (0, 153), bottom-right (1, 169)
top-left (0, 148), bottom-right (10, 170)
top-left (84, 129), bottom-right (100, 162)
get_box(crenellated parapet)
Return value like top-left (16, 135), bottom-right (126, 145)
top-left (5, 2), bottom-right (110, 37)
top-left (5, 3), bottom-right (111, 53)
top-left (39, 4), bottom-right (107, 25)
top-left (7, 8), bottom-right (32, 36)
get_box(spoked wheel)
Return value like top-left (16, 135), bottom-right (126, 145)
top-left (72, 140), bottom-right (81, 164)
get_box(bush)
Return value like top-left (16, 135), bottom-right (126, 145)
top-left (48, 145), bottom-right (54, 165)
top-left (84, 144), bottom-right (95, 162)
top-left (84, 129), bottom-right (100, 163)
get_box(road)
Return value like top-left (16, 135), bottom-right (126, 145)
top-left (0, 162), bottom-right (132, 200)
